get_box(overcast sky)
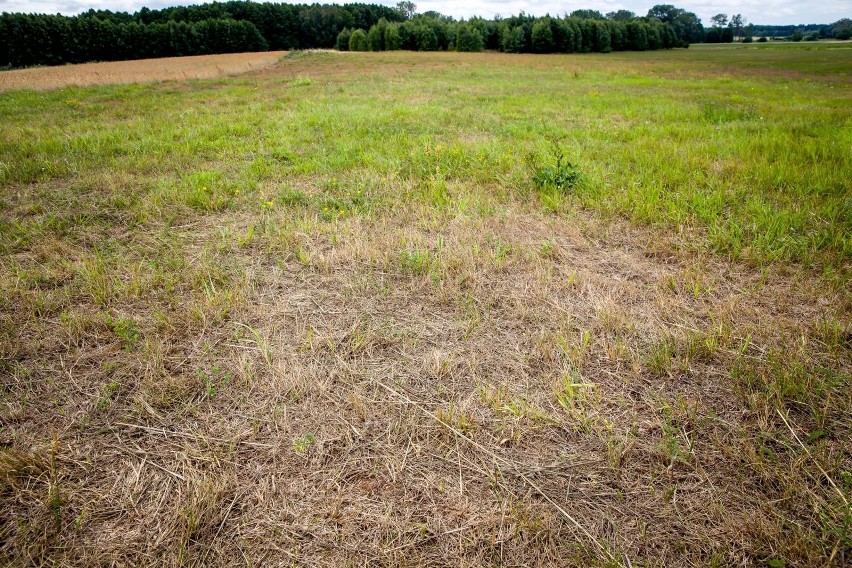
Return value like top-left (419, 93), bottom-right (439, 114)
top-left (1, 0), bottom-right (849, 25)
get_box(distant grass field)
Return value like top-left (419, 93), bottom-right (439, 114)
top-left (0, 51), bottom-right (287, 91)
top-left (1, 44), bottom-right (850, 567)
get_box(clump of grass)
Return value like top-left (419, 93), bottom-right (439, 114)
top-left (0, 448), bottom-right (49, 485)
top-left (293, 433), bottom-right (316, 454)
top-left (195, 367), bottom-right (233, 399)
top-left (105, 314), bottom-right (140, 350)
top-left (399, 248), bottom-right (432, 275)
top-left (731, 350), bottom-right (850, 430)
top-left (533, 139), bottom-right (582, 194)
top-left (436, 404), bottom-right (475, 433)
top-left (290, 76), bottom-right (312, 87)
top-left (95, 380), bottom-right (121, 410)
top-left (277, 188), bottom-right (310, 207)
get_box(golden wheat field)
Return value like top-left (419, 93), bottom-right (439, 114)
top-left (0, 51), bottom-right (288, 91)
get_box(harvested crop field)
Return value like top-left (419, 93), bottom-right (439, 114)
top-left (0, 51), bottom-right (287, 92)
top-left (0, 46), bottom-right (850, 567)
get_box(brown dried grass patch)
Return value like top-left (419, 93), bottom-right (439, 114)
top-left (0, 51), bottom-right (287, 92)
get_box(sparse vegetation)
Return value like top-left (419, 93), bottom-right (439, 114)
top-left (0, 43), bottom-right (850, 567)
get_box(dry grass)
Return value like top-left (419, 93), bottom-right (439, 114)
top-left (2, 205), bottom-right (848, 566)
top-left (0, 51), bottom-right (287, 91)
top-left (0, 48), bottom-right (850, 567)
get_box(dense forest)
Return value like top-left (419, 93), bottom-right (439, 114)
top-left (338, 12), bottom-right (680, 54)
top-left (0, 1), bottom-right (685, 68)
top-left (0, 3), bottom-right (402, 67)
top-left (1, 2), bottom-right (849, 69)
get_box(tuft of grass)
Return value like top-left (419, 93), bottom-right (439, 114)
top-left (399, 248), bottom-right (432, 275)
top-left (290, 76), bottom-right (313, 87)
top-left (532, 139), bottom-right (583, 194)
top-left (292, 433), bottom-right (316, 454)
top-left (105, 314), bottom-right (140, 350)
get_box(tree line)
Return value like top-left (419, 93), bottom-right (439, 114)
top-left (748, 20), bottom-right (852, 40)
top-left (4, 2), bottom-right (843, 69)
top-left (0, 2), bottom-right (695, 68)
top-left (0, 2), bottom-right (404, 68)
top-left (336, 12), bottom-right (680, 53)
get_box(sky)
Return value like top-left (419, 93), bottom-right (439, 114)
top-left (1, 0), bottom-right (849, 25)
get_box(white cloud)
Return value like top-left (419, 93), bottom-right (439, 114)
top-left (0, 0), bottom-right (848, 25)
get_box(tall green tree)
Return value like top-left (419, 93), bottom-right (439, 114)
top-left (570, 10), bottom-right (604, 20)
top-left (647, 5), bottom-right (703, 45)
top-left (531, 18), bottom-right (555, 53)
top-left (500, 25), bottom-right (527, 53)
top-left (367, 18), bottom-right (388, 50)
top-left (710, 14), bottom-right (728, 28)
top-left (385, 23), bottom-right (403, 50)
top-left (455, 22), bottom-right (484, 52)
top-left (349, 28), bottom-right (369, 51)
top-left (606, 10), bottom-right (636, 21)
top-left (730, 14), bottom-right (745, 39)
top-left (395, 1), bottom-right (416, 20)
top-left (335, 27), bottom-right (351, 50)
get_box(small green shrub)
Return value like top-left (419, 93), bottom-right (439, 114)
top-left (399, 248), bottom-right (432, 274)
top-left (293, 433), bottom-right (316, 454)
top-left (106, 315), bottom-right (139, 350)
top-left (533, 141), bottom-right (582, 194)
top-left (277, 188), bottom-right (309, 207)
top-left (195, 367), bottom-right (233, 398)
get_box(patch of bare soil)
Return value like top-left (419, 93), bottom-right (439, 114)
top-left (0, 51), bottom-right (287, 92)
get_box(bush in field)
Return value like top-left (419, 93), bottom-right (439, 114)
top-left (742, 35), bottom-right (753, 43)
top-left (349, 28), bottom-right (369, 51)
top-left (533, 142), bottom-right (582, 194)
top-left (335, 27), bottom-right (351, 50)
top-left (455, 22), bottom-right (484, 52)
top-left (705, 26), bottom-right (734, 43)
top-left (758, 36), bottom-right (768, 42)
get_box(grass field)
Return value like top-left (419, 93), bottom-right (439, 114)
top-left (1, 44), bottom-right (850, 567)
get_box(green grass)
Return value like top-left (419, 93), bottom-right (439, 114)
top-left (1, 46), bottom-right (850, 276)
